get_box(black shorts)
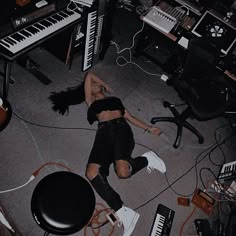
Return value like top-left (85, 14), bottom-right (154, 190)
top-left (87, 117), bottom-right (135, 175)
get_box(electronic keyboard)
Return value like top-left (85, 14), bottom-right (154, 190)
top-left (217, 160), bottom-right (236, 181)
top-left (0, 8), bottom-right (81, 58)
top-left (149, 204), bottom-right (175, 236)
top-left (142, 6), bottom-right (177, 33)
top-left (82, 10), bottom-right (97, 71)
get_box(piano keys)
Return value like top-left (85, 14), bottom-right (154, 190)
top-left (0, 8), bottom-right (81, 57)
top-left (92, 0), bottom-right (106, 63)
top-left (82, 0), bottom-right (112, 71)
top-left (82, 9), bottom-right (97, 71)
top-left (94, 15), bottom-right (103, 53)
top-left (149, 204), bottom-right (175, 236)
top-left (217, 160), bottom-right (236, 182)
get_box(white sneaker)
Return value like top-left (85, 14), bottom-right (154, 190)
top-left (142, 151), bottom-right (166, 173)
top-left (116, 206), bottom-right (140, 236)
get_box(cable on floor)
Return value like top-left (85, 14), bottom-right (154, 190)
top-left (6, 104), bottom-right (236, 232)
top-left (199, 167), bottom-right (217, 190)
top-left (84, 203), bottom-right (114, 236)
top-left (13, 111), bottom-right (96, 131)
top-left (110, 21), bottom-right (162, 77)
top-left (165, 124), bottom-right (236, 198)
top-left (179, 206), bottom-right (197, 236)
top-left (135, 128), bottom-right (236, 210)
top-left (0, 162), bottom-right (71, 194)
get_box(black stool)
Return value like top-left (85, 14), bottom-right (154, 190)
top-left (31, 171), bottom-right (95, 235)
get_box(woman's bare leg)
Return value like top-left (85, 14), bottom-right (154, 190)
top-left (86, 163), bottom-right (123, 211)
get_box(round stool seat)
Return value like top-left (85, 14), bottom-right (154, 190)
top-left (31, 171), bottom-right (95, 235)
top-left (0, 97), bottom-right (12, 132)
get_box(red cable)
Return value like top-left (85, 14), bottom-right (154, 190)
top-left (179, 206), bottom-right (197, 236)
top-left (32, 162), bottom-right (71, 177)
top-left (84, 203), bottom-right (115, 236)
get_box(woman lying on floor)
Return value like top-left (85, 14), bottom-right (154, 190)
top-left (83, 72), bottom-right (166, 236)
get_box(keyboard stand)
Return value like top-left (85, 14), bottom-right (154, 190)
top-left (0, 61), bottom-right (12, 99)
top-left (0, 71), bottom-right (15, 85)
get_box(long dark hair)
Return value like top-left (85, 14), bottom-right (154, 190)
top-left (49, 82), bottom-right (85, 115)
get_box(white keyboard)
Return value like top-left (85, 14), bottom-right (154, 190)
top-left (82, 10), bottom-right (97, 71)
top-left (0, 9), bottom-right (81, 55)
top-left (142, 7), bottom-right (177, 33)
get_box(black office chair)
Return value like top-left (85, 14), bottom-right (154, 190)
top-left (151, 37), bottom-right (230, 148)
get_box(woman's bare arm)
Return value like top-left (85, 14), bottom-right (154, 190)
top-left (124, 109), bottom-right (162, 136)
top-left (84, 72), bottom-right (112, 106)
top-left (84, 72), bottom-right (94, 106)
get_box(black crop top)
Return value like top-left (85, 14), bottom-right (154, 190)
top-left (87, 97), bottom-right (125, 124)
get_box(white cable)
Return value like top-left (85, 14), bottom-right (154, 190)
top-left (18, 116), bottom-right (46, 167)
top-left (112, 21), bottom-right (144, 54)
top-left (111, 21), bottom-right (162, 77)
top-left (0, 113), bottom-right (46, 193)
top-left (136, 5), bottom-right (146, 15)
top-left (175, 6), bottom-right (190, 16)
top-left (67, 1), bottom-right (83, 12)
top-left (0, 210), bottom-right (15, 233)
top-left (0, 176), bottom-right (35, 194)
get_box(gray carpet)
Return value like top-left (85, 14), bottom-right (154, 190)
top-left (0, 7), bottom-right (235, 236)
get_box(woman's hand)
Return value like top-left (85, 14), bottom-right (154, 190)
top-left (104, 85), bottom-right (113, 94)
top-left (146, 126), bottom-right (162, 136)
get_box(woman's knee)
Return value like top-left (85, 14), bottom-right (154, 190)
top-left (85, 164), bottom-right (100, 181)
top-left (115, 160), bottom-right (131, 179)
top-left (116, 169), bottom-right (131, 179)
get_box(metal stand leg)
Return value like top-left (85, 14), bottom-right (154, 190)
top-left (0, 71), bottom-right (15, 84)
top-left (2, 61), bottom-right (12, 99)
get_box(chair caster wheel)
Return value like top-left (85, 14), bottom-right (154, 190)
top-left (163, 101), bottom-right (170, 108)
top-left (198, 138), bottom-right (204, 144)
top-left (173, 144), bottom-right (180, 149)
top-left (151, 118), bottom-right (156, 124)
